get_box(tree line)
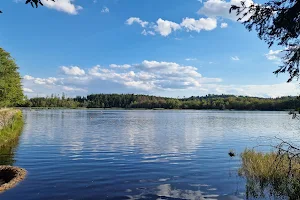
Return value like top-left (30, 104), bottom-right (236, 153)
top-left (20, 94), bottom-right (300, 111)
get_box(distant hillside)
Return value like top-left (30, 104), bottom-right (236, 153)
top-left (20, 94), bottom-right (300, 111)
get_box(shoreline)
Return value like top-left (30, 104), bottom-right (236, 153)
top-left (17, 107), bottom-right (292, 112)
top-left (0, 109), bottom-right (24, 148)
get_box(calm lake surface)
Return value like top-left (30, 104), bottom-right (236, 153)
top-left (0, 110), bottom-right (298, 200)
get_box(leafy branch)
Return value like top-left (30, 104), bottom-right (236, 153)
top-left (230, 0), bottom-right (300, 82)
top-left (0, 0), bottom-right (55, 13)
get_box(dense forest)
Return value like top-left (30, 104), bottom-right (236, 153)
top-left (20, 94), bottom-right (300, 111)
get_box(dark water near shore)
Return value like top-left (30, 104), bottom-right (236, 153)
top-left (0, 110), bottom-right (297, 200)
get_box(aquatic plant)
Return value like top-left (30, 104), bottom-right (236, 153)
top-left (239, 149), bottom-right (300, 199)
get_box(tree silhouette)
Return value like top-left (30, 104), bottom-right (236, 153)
top-left (230, 0), bottom-right (300, 82)
top-left (0, 0), bottom-right (55, 13)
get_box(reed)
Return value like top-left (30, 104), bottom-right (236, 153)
top-left (239, 149), bottom-right (300, 199)
top-left (0, 110), bottom-right (23, 148)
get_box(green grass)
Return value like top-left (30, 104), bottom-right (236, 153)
top-left (0, 110), bottom-right (24, 148)
top-left (239, 149), bottom-right (300, 199)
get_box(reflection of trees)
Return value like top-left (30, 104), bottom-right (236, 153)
top-left (0, 137), bottom-right (20, 165)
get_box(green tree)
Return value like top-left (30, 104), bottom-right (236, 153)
top-left (230, 0), bottom-right (300, 82)
top-left (0, 48), bottom-right (24, 107)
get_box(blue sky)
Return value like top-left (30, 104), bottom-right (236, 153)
top-left (0, 0), bottom-right (298, 98)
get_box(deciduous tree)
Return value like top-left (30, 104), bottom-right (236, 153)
top-left (0, 48), bottom-right (24, 107)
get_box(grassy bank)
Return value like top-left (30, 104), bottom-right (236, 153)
top-left (0, 109), bottom-right (23, 148)
top-left (239, 149), bottom-right (300, 199)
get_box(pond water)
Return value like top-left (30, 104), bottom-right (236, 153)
top-left (0, 110), bottom-right (297, 200)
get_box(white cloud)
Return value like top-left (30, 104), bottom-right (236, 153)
top-left (23, 75), bottom-right (61, 86)
top-left (185, 58), bottom-right (197, 61)
top-left (220, 22), bottom-right (228, 28)
top-left (265, 50), bottom-right (283, 63)
top-left (126, 17), bottom-right (149, 27)
top-left (231, 56), bottom-right (240, 61)
top-left (141, 29), bottom-right (156, 36)
top-left (180, 17), bottom-right (217, 32)
top-left (41, 0), bottom-right (82, 15)
top-left (61, 66), bottom-right (85, 76)
top-left (126, 17), bottom-right (218, 37)
top-left (135, 60), bottom-right (201, 77)
top-left (198, 0), bottom-right (254, 22)
top-left (154, 18), bottom-right (181, 36)
top-left (101, 6), bottom-right (109, 13)
top-left (22, 61), bottom-right (299, 98)
top-left (33, 77), bottom-right (59, 85)
top-left (62, 86), bottom-right (87, 92)
top-left (22, 74), bottom-right (87, 97)
top-left (23, 75), bottom-right (34, 80)
top-left (85, 61), bottom-right (222, 91)
top-left (23, 88), bottom-right (34, 93)
top-left (199, 82), bottom-right (299, 98)
top-left (110, 64), bottom-right (132, 69)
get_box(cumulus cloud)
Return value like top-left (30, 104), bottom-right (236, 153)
top-left (23, 88), bottom-right (34, 93)
top-left (23, 75), bottom-right (34, 80)
top-left (23, 75), bottom-right (61, 86)
top-left (155, 18), bottom-right (181, 36)
top-left (33, 77), bottom-right (60, 85)
top-left (180, 17), bottom-right (217, 32)
top-left (141, 29), bottom-right (156, 36)
top-left (22, 74), bottom-right (87, 97)
top-left (265, 50), bottom-right (283, 64)
top-left (41, 0), bottom-right (82, 15)
top-left (126, 17), bottom-right (218, 37)
top-left (126, 0), bottom-right (254, 37)
top-left (220, 22), bottom-right (228, 28)
top-left (61, 66), bottom-right (85, 76)
top-left (62, 86), bottom-right (87, 92)
top-left (110, 64), bottom-right (132, 69)
top-left (126, 17), bottom-right (149, 27)
top-left (198, 0), bottom-right (253, 21)
top-left (23, 61), bottom-right (223, 96)
top-left (135, 61), bottom-right (200, 77)
top-left (101, 6), bottom-right (109, 13)
top-left (89, 62), bottom-right (204, 90)
top-left (22, 61), bottom-right (299, 98)
top-left (199, 82), bottom-right (299, 98)
top-left (231, 56), bottom-right (240, 61)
